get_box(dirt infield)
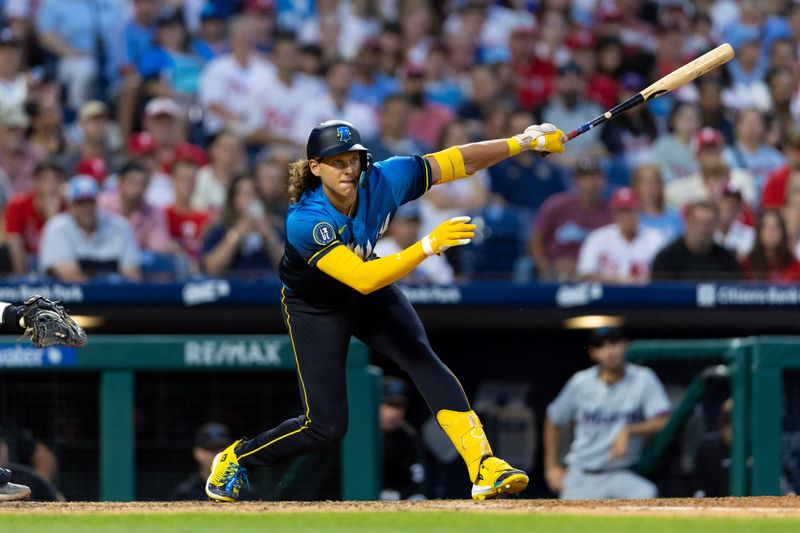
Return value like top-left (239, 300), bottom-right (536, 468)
top-left (2, 497), bottom-right (800, 518)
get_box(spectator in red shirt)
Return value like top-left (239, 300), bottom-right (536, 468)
top-left (761, 131), bottom-right (800, 210)
top-left (4, 159), bottom-right (65, 275)
top-left (165, 158), bottom-right (212, 270)
top-left (742, 209), bottom-right (800, 282)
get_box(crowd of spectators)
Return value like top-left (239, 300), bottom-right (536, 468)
top-left (0, 0), bottom-right (799, 285)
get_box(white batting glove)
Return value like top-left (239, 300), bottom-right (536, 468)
top-left (512, 123), bottom-right (566, 154)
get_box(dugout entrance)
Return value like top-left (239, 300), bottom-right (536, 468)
top-left (0, 335), bottom-right (381, 501)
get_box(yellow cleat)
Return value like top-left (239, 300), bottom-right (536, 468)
top-left (471, 455), bottom-right (529, 500)
top-left (205, 439), bottom-right (249, 502)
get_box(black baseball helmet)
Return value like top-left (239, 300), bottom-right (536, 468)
top-left (306, 120), bottom-right (373, 183)
top-left (306, 120), bottom-right (369, 159)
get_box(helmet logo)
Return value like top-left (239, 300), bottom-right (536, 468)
top-left (336, 126), bottom-right (352, 143)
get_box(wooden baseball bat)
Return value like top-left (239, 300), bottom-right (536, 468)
top-left (564, 43), bottom-right (735, 142)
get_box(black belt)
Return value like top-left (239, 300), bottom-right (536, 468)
top-left (581, 467), bottom-right (627, 475)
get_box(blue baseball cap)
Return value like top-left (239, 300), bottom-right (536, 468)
top-left (66, 175), bottom-right (99, 202)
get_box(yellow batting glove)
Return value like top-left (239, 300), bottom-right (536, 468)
top-left (511, 123), bottom-right (566, 155)
top-left (421, 216), bottom-right (476, 256)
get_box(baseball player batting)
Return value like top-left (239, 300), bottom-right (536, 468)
top-left (0, 295), bottom-right (86, 502)
top-left (205, 119), bottom-right (566, 502)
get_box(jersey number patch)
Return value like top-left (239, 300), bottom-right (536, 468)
top-left (313, 222), bottom-right (336, 245)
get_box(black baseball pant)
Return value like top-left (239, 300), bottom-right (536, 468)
top-left (236, 284), bottom-right (470, 469)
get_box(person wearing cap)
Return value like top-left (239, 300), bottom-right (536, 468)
top-left (576, 187), bottom-right (666, 284)
top-left (198, 16), bottom-right (276, 137)
top-left (4, 159), bottom-right (66, 275)
top-left (651, 199), bottom-right (742, 280)
top-left (138, 9), bottom-right (214, 101)
top-left (243, 0), bottom-right (276, 54)
top-left (0, 104), bottom-right (41, 196)
top-left (38, 174), bottom-right (141, 282)
top-left (742, 209), bottom-right (800, 281)
top-left (544, 327), bottom-right (671, 500)
top-left (171, 422), bottom-right (255, 501)
top-left (529, 156), bottom-right (612, 281)
top-left (60, 100), bottom-right (124, 178)
top-left (539, 61), bottom-right (606, 168)
top-left (139, 97), bottom-right (207, 206)
top-left (197, 4), bottom-right (229, 56)
top-left (0, 26), bottom-right (27, 110)
top-left (665, 127), bottom-right (756, 209)
top-left (715, 182), bottom-right (755, 260)
top-left (204, 118), bottom-right (566, 503)
top-left (379, 377), bottom-right (426, 501)
top-left (722, 108), bottom-right (784, 202)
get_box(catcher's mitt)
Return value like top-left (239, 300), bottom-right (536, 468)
top-left (21, 295), bottom-right (88, 348)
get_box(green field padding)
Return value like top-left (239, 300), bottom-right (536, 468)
top-left (4, 512), bottom-right (800, 533)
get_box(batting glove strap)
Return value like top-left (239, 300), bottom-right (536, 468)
top-left (512, 123), bottom-right (566, 154)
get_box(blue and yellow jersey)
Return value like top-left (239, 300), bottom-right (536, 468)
top-left (279, 156), bottom-right (432, 304)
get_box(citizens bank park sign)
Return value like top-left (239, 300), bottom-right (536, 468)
top-left (696, 284), bottom-right (800, 308)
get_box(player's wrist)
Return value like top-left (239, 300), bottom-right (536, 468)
top-left (421, 234), bottom-right (436, 256)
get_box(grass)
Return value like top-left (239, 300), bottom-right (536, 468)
top-left (5, 511), bottom-right (800, 533)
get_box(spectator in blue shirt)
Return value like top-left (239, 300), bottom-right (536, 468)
top-left (36, 0), bottom-right (125, 111)
top-left (350, 39), bottom-right (399, 109)
top-left (139, 10), bottom-right (215, 103)
top-left (488, 110), bottom-right (565, 215)
top-left (120, 0), bottom-right (159, 75)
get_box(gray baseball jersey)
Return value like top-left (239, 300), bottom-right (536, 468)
top-left (547, 363), bottom-right (671, 471)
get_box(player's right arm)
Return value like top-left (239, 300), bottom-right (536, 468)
top-left (317, 217), bottom-right (475, 295)
top-left (424, 124), bottom-right (566, 186)
top-left (543, 376), bottom-right (580, 494)
top-left (543, 417), bottom-right (566, 494)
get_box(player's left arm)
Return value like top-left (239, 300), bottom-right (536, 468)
top-left (424, 124), bottom-right (566, 186)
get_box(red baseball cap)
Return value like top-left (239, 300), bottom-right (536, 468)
top-left (127, 131), bottom-right (156, 156)
top-left (694, 127), bottom-right (724, 152)
top-left (611, 187), bottom-right (640, 210)
top-left (76, 157), bottom-right (107, 183)
top-left (245, 0), bottom-right (274, 12)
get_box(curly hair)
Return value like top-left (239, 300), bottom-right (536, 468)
top-left (287, 159), bottom-right (320, 204)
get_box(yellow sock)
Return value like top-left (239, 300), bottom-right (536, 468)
top-left (436, 409), bottom-right (492, 483)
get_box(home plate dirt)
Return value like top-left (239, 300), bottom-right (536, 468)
top-left (1, 497), bottom-right (800, 517)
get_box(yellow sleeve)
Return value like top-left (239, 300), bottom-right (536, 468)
top-left (316, 242), bottom-right (428, 295)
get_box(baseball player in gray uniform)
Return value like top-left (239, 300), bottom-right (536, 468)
top-left (543, 326), bottom-right (671, 499)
